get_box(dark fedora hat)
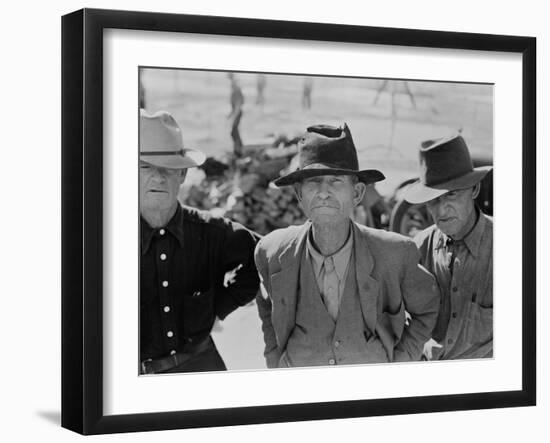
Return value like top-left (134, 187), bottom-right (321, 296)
top-left (403, 134), bottom-right (492, 204)
top-left (273, 123), bottom-right (385, 187)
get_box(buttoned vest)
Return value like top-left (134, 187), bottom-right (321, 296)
top-left (284, 248), bottom-right (389, 367)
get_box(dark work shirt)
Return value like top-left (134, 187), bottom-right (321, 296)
top-left (414, 211), bottom-right (493, 360)
top-left (140, 204), bottom-right (260, 361)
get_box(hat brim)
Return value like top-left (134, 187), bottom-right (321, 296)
top-left (140, 148), bottom-right (206, 169)
top-left (403, 166), bottom-right (492, 204)
top-left (273, 168), bottom-right (385, 187)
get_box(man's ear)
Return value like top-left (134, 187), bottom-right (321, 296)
top-left (472, 182), bottom-right (481, 199)
top-left (293, 183), bottom-right (303, 202)
top-left (353, 181), bottom-right (367, 206)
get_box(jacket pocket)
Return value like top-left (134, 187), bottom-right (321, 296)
top-left (378, 300), bottom-right (406, 341)
top-left (363, 333), bottom-right (390, 363)
top-left (465, 302), bottom-right (493, 345)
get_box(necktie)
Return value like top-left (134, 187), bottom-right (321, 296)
top-left (322, 256), bottom-right (340, 321)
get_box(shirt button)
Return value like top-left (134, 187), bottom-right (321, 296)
top-left (163, 306), bottom-right (170, 313)
top-left (328, 358), bottom-right (336, 365)
top-left (160, 253), bottom-right (167, 261)
top-left (170, 350), bottom-right (176, 356)
top-left (159, 229), bottom-right (166, 235)
top-left (448, 338), bottom-right (453, 345)
top-left (334, 340), bottom-right (340, 348)
top-left (162, 281), bottom-right (169, 287)
top-left (452, 312), bottom-right (457, 318)
top-left (167, 331), bottom-right (174, 338)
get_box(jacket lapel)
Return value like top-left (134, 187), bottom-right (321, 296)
top-left (352, 222), bottom-right (380, 335)
top-left (270, 223), bottom-right (310, 349)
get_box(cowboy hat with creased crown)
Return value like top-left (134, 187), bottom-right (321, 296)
top-left (140, 109), bottom-right (206, 169)
top-left (274, 123), bottom-right (385, 187)
top-left (403, 134), bottom-right (492, 204)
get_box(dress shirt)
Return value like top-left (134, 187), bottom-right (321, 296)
top-left (140, 204), bottom-right (259, 361)
top-left (415, 209), bottom-right (493, 360)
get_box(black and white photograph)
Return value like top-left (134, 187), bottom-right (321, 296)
top-left (138, 68), bottom-right (494, 374)
top-left (57, 4), bottom-right (537, 436)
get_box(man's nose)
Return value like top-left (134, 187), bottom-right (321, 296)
top-left (150, 168), bottom-right (167, 181)
top-left (316, 181), bottom-right (332, 198)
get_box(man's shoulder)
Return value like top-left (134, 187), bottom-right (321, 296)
top-left (481, 212), bottom-right (493, 230)
top-left (257, 224), bottom-right (305, 254)
top-left (180, 205), bottom-right (248, 234)
top-left (355, 223), bottom-right (415, 248)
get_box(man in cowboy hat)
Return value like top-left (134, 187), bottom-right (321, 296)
top-left (403, 135), bottom-right (493, 360)
top-left (255, 124), bottom-right (439, 368)
top-left (139, 110), bottom-right (259, 374)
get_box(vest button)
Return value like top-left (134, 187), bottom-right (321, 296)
top-left (334, 340), bottom-right (340, 348)
top-left (328, 358), bottom-right (336, 365)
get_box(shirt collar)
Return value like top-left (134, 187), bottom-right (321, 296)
top-left (140, 204), bottom-right (184, 254)
top-left (306, 224), bottom-right (354, 281)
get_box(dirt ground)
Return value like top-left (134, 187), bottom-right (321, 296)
top-left (141, 68), bottom-right (494, 371)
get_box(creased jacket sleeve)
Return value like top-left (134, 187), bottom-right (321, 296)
top-left (214, 224), bottom-right (260, 320)
top-left (394, 242), bottom-right (440, 362)
top-left (254, 240), bottom-right (281, 368)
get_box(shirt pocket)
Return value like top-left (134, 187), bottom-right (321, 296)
top-left (182, 290), bottom-right (215, 335)
top-left (464, 302), bottom-right (493, 346)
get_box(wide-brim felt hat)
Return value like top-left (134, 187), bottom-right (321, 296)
top-left (273, 123), bottom-right (385, 187)
top-left (403, 134), bottom-right (492, 204)
top-left (140, 109), bottom-right (206, 169)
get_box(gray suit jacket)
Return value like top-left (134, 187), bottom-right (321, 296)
top-left (255, 221), bottom-right (440, 368)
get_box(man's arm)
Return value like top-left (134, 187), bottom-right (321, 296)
top-left (394, 242), bottom-right (440, 362)
top-left (214, 224), bottom-right (260, 320)
top-left (254, 241), bottom-right (281, 368)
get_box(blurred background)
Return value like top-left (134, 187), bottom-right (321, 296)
top-left (139, 67), bottom-right (493, 370)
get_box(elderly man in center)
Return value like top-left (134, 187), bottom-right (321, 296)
top-left (255, 124), bottom-right (439, 369)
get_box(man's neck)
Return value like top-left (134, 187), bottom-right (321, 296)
top-left (311, 220), bottom-right (351, 256)
top-left (141, 203), bottom-right (178, 229)
top-left (452, 206), bottom-right (479, 241)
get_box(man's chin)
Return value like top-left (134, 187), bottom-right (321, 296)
top-left (309, 212), bottom-right (347, 225)
top-left (141, 196), bottom-right (173, 211)
top-left (436, 221), bottom-right (459, 237)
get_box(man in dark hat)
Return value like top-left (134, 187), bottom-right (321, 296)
top-left (403, 135), bottom-right (493, 360)
top-left (139, 110), bottom-right (259, 374)
top-left (255, 124), bottom-right (439, 368)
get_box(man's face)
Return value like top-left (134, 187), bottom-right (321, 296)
top-left (296, 174), bottom-right (365, 225)
top-left (426, 187), bottom-right (477, 238)
top-left (139, 160), bottom-right (187, 214)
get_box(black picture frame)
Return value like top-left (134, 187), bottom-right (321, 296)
top-left (61, 8), bottom-right (536, 435)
